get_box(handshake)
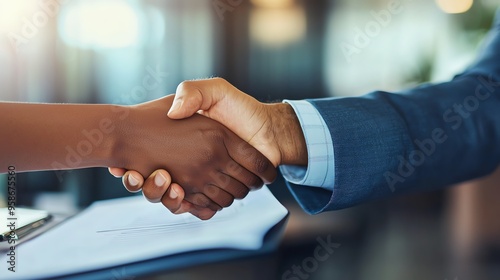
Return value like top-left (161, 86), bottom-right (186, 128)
top-left (108, 78), bottom-right (307, 220)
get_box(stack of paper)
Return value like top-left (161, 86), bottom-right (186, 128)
top-left (0, 186), bottom-right (287, 279)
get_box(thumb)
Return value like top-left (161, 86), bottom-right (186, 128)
top-left (167, 78), bottom-right (226, 119)
top-left (167, 94), bottom-right (201, 119)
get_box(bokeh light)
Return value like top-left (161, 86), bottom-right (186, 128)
top-left (436, 0), bottom-right (473, 14)
top-left (58, 0), bottom-right (140, 49)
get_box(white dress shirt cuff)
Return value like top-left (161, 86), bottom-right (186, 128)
top-left (279, 100), bottom-right (335, 191)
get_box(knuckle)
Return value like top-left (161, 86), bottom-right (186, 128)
top-left (196, 148), bottom-right (214, 165)
top-left (207, 187), bottom-right (233, 208)
top-left (192, 194), bottom-right (211, 208)
top-left (248, 175), bottom-right (263, 189)
top-left (176, 80), bottom-right (193, 93)
top-left (235, 186), bottom-right (250, 199)
top-left (253, 184), bottom-right (264, 191)
top-left (176, 80), bottom-right (203, 102)
top-left (254, 156), bottom-right (271, 174)
top-left (196, 211), bottom-right (215, 221)
top-left (221, 197), bottom-right (234, 208)
top-left (204, 184), bottom-right (220, 197)
top-left (238, 172), bottom-right (262, 189)
top-left (203, 128), bottom-right (225, 141)
top-left (194, 133), bottom-right (225, 164)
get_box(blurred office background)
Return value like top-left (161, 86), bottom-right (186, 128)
top-left (0, 0), bottom-right (499, 279)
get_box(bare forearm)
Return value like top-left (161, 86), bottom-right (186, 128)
top-left (0, 102), bottom-right (128, 173)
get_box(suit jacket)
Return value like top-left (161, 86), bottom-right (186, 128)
top-left (288, 11), bottom-right (500, 214)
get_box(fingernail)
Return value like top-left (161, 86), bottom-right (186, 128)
top-left (128, 174), bottom-right (139, 187)
top-left (168, 100), bottom-right (182, 115)
top-left (155, 172), bottom-right (167, 187)
top-left (169, 187), bottom-right (178, 199)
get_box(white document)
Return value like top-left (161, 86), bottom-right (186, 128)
top-left (0, 186), bottom-right (287, 280)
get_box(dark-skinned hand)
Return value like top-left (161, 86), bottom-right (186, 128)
top-left (115, 95), bottom-right (277, 219)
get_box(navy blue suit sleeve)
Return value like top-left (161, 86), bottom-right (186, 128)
top-left (288, 11), bottom-right (500, 214)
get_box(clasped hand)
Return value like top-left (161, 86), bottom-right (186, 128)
top-left (115, 94), bottom-right (277, 220)
top-left (111, 78), bottom-right (306, 220)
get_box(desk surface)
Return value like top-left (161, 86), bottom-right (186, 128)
top-left (50, 214), bottom-right (288, 280)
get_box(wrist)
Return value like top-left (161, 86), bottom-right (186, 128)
top-left (98, 104), bottom-right (131, 168)
top-left (267, 103), bottom-right (307, 166)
